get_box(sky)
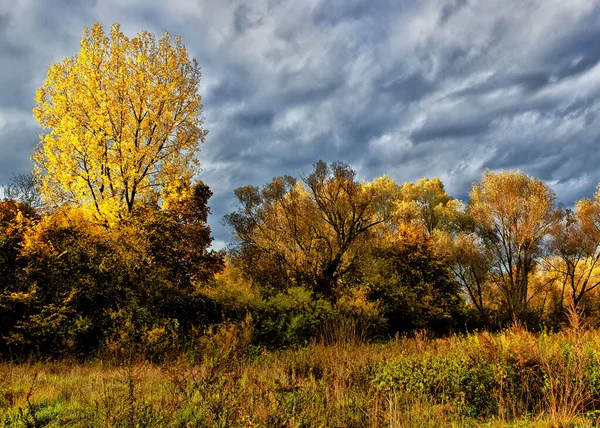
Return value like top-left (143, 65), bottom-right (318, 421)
top-left (1, 0), bottom-right (600, 248)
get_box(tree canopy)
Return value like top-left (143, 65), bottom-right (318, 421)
top-left (33, 23), bottom-right (206, 223)
top-left (224, 160), bottom-right (396, 298)
top-left (469, 170), bottom-right (560, 319)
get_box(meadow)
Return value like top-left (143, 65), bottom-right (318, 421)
top-left (2, 319), bottom-right (600, 427)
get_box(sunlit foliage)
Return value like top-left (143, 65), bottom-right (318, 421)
top-left (33, 23), bottom-right (206, 223)
top-left (224, 160), bottom-right (394, 299)
top-left (394, 177), bottom-right (461, 234)
top-left (543, 190), bottom-right (600, 314)
top-left (469, 170), bottom-right (560, 320)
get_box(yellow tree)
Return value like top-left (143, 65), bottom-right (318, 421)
top-left (32, 23), bottom-right (206, 222)
top-left (469, 170), bottom-right (560, 320)
top-left (545, 191), bottom-right (600, 312)
top-left (394, 177), bottom-right (460, 234)
top-left (224, 161), bottom-right (395, 298)
top-left (437, 231), bottom-right (494, 319)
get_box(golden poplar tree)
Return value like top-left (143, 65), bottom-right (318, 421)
top-left (32, 23), bottom-right (206, 222)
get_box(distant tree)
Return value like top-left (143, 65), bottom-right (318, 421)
top-left (440, 231), bottom-right (494, 321)
top-left (545, 193), bottom-right (600, 313)
top-left (469, 170), bottom-right (560, 321)
top-left (301, 161), bottom-right (396, 296)
top-left (395, 177), bottom-right (460, 234)
top-left (32, 23), bottom-right (206, 223)
top-left (224, 160), bottom-right (395, 299)
top-left (2, 173), bottom-right (44, 210)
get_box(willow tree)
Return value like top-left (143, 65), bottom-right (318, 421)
top-left (32, 23), bottom-right (206, 222)
top-left (469, 170), bottom-right (560, 320)
top-left (225, 161), bottom-right (395, 298)
top-left (545, 193), bottom-right (600, 312)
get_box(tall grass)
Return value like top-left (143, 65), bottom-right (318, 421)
top-left (1, 322), bottom-right (600, 426)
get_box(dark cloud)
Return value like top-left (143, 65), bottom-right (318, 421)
top-left (312, 1), bottom-right (373, 27)
top-left (205, 68), bottom-right (258, 106)
top-left (439, 0), bottom-right (468, 25)
top-left (375, 73), bottom-right (437, 103)
top-left (512, 73), bottom-right (551, 94)
top-left (232, 109), bottom-right (276, 128)
top-left (233, 3), bottom-right (265, 35)
top-left (539, 9), bottom-right (600, 82)
top-left (411, 120), bottom-right (491, 143)
top-left (0, 122), bottom-right (39, 185)
top-left (0, 12), bottom-right (9, 33)
top-left (1, 0), bottom-right (600, 246)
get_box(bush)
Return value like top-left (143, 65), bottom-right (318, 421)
top-left (365, 228), bottom-right (465, 336)
top-left (0, 203), bottom-right (223, 360)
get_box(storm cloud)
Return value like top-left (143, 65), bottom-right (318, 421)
top-left (1, 0), bottom-right (599, 247)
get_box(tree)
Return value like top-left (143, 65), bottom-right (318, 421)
top-left (469, 170), bottom-right (560, 321)
top-left (0, 200), bottom-right (38, 294)
top-left (545, 193), bottom-right (600, 313)
top-left (2, 173), bottom-right (44, 211)
top-left (301, 161), bottom-right (395, 296)
top-left (138, 181), bottom-right (225, 291)
top-left (440, 231), bottom-right (494, 321)
top-left (0, 192), bottom-right (223, 358)
top-left (224, 161), bottom-right (394, 299)
top-left (394, 177), bottom-right (460, 234)
top-left (32, 23), bottom-right (206, 222)
top-left (365, 226), bottom-right (464, 334)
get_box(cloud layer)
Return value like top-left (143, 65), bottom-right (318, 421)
top-left (1, 0), bottom-right (600, 247)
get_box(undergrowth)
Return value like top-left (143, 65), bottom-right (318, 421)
top-left (1, 322), bottom-right (600, 427)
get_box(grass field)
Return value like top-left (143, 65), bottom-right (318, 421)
top-left (2, 322), bottom-right (600, 427)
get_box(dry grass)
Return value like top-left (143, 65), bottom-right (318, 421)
top-left (1, 324), bottom-right (600, 427)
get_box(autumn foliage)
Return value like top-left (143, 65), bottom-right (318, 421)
top-left (3, 23), bottom-right (600, 362)
top-left (33, 23), bottom-right (205, 223)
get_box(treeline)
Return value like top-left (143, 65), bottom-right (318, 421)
top-left (219, 161), bottom-right (600, 342)
top-left (2, 161), bottom-right (600, 359)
